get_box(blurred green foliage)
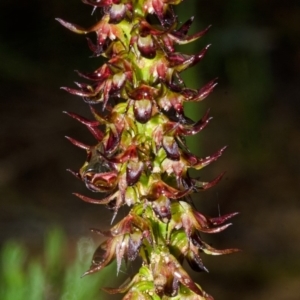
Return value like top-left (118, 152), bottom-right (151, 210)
top-left (0, 228), bottom-right (115, 300)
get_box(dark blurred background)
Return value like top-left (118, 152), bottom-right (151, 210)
top-left (1, 0), bottom-right (300, 299)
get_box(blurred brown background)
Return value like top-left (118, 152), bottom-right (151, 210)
top-left (1, 0), bottom-right (300, 299)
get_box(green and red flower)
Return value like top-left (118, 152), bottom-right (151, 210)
top-left (58, 0), bottom-right (238, 299)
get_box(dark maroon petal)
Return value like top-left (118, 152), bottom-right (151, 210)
top-left (89, 105), bottom-right (108, 124)
top-left (82, 96), bottom-right (104, 105)
top-left (63, 111), bottom-right (104, 141)
top-left (164, 276), bottom-right (179, 297)
top-left (138, 20), bottom-right (156, 36)
top-left (191, 146), bottom-right (227, 170)
top-left (80, 180), bottom-right (98, 192)
top-left (86, 37), bottom-right (102, 55)
top-left (63, 111), bottom-right (99, 127)
top-left (186, 251), bottom-right (208, 272)
top-left (56, 18), bottom-right (88, 34)
top-left (181, 151), bottom-right (198, 166)
top-left (164, 80), bottom-right (183, 93)
top-left (179, 109), bottom-right (212, 136)
top-left (162, 136), bottom-right (180, 160)
top-left (130, 84), bottom-right (157, 100)
top-left (201, 241), bottom-right (241, 256)
top-left (137, 35), bottom-right (156, 58)
top-left (61, 86), bottom-right (94, 97)
top-left (82, 240), bottom-right (115, 277)
top-left (109, 4), bottom-right (127, 23)
top-left (173, 266), bottom-right (204, 297)
top-left (105, 129), bottom-right (121, 154)
top-left (65, 136), bottom-right (90, 150)
top-left (109, 215), bottom-right (133, 236)
top-left (199, 223), bottom-right (232, 234)
top-left (160, 4), bottom-right (176, 28)
top-left (180, 87), bottom-right (197, 99)
top-left (173, 25), bottom-right (212, 45)
top-left (176, 45), bottom-right (211, 73)
top-left (149, 181), bottom-right (192, 200)
top-left (86, 37), bottom-right (110, 56)
top-left (152, 196), bottom-right (171, 220)
top-left (86, 171), bottom-right (118, 192)
top-left (126, 161), bottom-right (144, 186)
top-left (174, 17), bottom-right (194, 37)
top-left (209, 212), bottom-right (239, 226)
top-left (167, 52), bottom-right (186, 67)
top-left (102, 80), bottom-right (112, 111)
top-left (190, 232), bottom-right (204, 248)
top-left (191, 78), bottom-right (218, 102)
top-left (152, 0), bottom-right (165, 25)
top-left (193, 172), bottom-right (225, 191)
top-left (192, 210), bottom-right (209, 226)
top-left (131, 215), bottom-right (152, 236)
top-left (73, 191), bottom-right (118, 204)
top-left (73, 81), bottom-right (90, 89)
top-left (75, 65), bottom-right (112, 82)
top-left (127, 232), bottom-right (143, 261)
top-left (191, 45), bottom-right (211, 66)
top-left (167, 45), bottom-right (210, 72)
top-left (134, 99), bottom-right (153, 123)
top-left (112, 73), bottom-right (127, 91)
top-left (105, 145), bottom-right (137, 164)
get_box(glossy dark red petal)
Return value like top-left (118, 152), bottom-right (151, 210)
top-left (63, 111), bottom-right (104, 141)
top-left (65, 136), bottom-right (90, 150)
top-left (174, 17), bottom-right (194, 37)
top-left (126, 161), bottom-right (144, 186)
top-left (162, 136), bottom-right (180, 160)
top-left (134, 99), bottom-right (153, 123)
top-left (73, 191), bottom-right (118, 204)
top-left (209, 212), bottom-right (239, 226)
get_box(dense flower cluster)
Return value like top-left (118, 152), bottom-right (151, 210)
top-left (58, 0), bottom-right (238, 299)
